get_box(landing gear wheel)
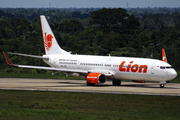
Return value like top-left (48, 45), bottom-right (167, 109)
top-left (86, 81), bottom-right (95, 86)
top-left (116, 80), bottom-right (121, 86)
top-left (160, 84), bottom-right (164, 88)
top-left (112, 79), bottom-right (121, 86)
top-left (112, 79), bottom-right (116, 86)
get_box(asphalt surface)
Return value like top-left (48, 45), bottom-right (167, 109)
top-left (0, 78), bottom-right (180, 96)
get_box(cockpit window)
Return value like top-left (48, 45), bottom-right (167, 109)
top-left (160, 66), bottom-right (173, 69)
top-left (167, 66), bottom-right (172, 69)
top-left (160, 66), bottom-right (165, 69)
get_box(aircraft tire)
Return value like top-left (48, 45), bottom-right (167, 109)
top-left (117, 80), bottom-right (121, 86)
top-left (160, 84), bottom-right (164, 88)
top-left (112, 79), bottom-right (116, 86)
top-left (112, 79), bottom-right (121, 86)
top-left (86, 81), bottom-right (95, 86)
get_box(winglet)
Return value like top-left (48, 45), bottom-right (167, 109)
top-left (162, 48), bottom-right (167, 62)
top-left (3, 51), bottom-right (15, 66)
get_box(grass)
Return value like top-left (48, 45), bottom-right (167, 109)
top-left (0, 90), bottom-right (180, 120)
top-left (0, 70), bottom-right (179, 119)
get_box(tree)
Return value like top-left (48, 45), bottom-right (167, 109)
top-left (90, 8), bottom-right (140, 33)
top-left (58, 19), bottom-right (85, 34)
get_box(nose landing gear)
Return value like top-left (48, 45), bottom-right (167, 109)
top-left (160, 84), bottom-right (164, 88)
top-left (160, 81), bottom-right (166, 88)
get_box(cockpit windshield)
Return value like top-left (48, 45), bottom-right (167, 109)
top-left (160, 66), bottom-right (173, 69)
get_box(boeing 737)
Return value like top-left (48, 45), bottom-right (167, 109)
top-left (3, 15), bottom-right (177, 88)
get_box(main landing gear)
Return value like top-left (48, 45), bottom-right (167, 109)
top-left (112, 79), bottom-right (121, 86)
top-left (86, 81), bottom-right (95, 86)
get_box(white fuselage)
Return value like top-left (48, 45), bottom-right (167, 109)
top-left (43, 54), bottom-right (177, 82)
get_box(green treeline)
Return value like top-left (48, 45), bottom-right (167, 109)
top-left (0, 7), bottom-right (180, 71)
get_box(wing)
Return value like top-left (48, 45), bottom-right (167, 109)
top-left (3, 51), bottom-right (114, 77)
top-left (87, 70), bottom-right (115, 76)
top-left (3, 51), bottom-right (87, 74)
top-left (7, 52), bottom-right (48, 59)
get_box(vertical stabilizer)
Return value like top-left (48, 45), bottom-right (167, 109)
top-left (162, 48), bottom-right (167, 62)
top-left (40, 15), bottom-right (70, 55)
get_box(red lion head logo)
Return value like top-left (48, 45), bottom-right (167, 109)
top-left (44, 32), bottom-right (53, 51)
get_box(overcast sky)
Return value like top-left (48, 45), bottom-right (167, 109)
top-left (0, 0), bottom-right (180, 8)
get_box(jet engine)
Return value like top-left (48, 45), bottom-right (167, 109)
top-left (86, 73), bottom-right (106, 84)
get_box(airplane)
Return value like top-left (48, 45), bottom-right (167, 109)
top-left (3, 15), bottom-right (177, 88)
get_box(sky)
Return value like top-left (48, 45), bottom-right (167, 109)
top-left (0, 0), bottom-right (180, 8)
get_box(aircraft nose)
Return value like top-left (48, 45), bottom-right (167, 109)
top-left (167, 69), bottom-right (177, 79)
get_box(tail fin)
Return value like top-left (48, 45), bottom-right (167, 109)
top-left (162, 48), bottom-right (167, 62)
top-left (40, 15), bottom-right (70, 55)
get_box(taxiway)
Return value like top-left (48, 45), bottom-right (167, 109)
top-left (0, 78), bottom-right (180, 96)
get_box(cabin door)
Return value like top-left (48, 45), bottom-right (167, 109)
top-left (151, 63), bottom-right (156, 74)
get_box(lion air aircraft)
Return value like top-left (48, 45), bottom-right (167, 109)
top-left (3, 15), bottom-right (177, 88)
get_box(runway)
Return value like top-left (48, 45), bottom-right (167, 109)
top-left (0, 78), bottom-right (180, 96)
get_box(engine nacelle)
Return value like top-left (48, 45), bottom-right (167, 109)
top-left (86, 73), bottom-right (106, 84)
